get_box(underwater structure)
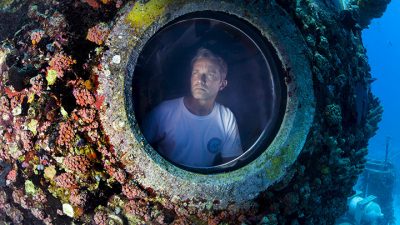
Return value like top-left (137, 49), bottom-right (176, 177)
top-left (336, 160), bottom-right (396, 225)
top-left (0, 0), bottom-right (391, 224)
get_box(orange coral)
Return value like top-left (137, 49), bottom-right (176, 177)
top-left (57, 122), bottom-right (75, 148)
top-left (105, 164), bottom-right (126, 184)
top-left (63, 155), bottom-right (91, 174)
top-left (6, 169), bottom-right (17, 183)
top-left (73, 87), bottom-right (96, 106)
top-left (100, 0), bottom-right (111, 4)
top-left (83, 0), bottom-right (111, 9)
top-left (84, 0), bottom-right (101, 9)
top-left (86, 23), bottom-right (110, 45)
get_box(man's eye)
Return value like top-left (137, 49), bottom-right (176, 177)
top-left (207, 74), bottom-right (216, 79)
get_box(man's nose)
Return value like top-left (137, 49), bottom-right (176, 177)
top-left (200, 74), bottom-right (207, 83)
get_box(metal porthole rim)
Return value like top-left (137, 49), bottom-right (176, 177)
top-left (98, 0), bottom-right (315, 209)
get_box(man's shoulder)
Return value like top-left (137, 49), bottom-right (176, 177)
top-left (214, 102), bottom-right (238, 125)
top-left (158, 97), bottom-right (181, 108)
top-left (215, 102), bottom-right (234, 116)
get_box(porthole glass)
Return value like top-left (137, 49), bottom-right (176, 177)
top-left (132, 11), bottom-right (286, 173)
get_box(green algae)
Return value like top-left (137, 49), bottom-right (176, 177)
top-left (266, 156), bottom-right (284, 180)
top-left (46, 69), bottom-right (58, 85)
top-left (27, 119), bottom-right (39, 135)
top-left (265, 144), bottom-right (296, 180)
top-left (125, 0), bottom-right (171, 30)
top-left (0, 0), bottom-right (14, 9)
top-left (25, 180), bottom-right (37, 195)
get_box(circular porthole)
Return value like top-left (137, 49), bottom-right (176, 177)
top-left (132, 11), bottom-right (286, 173)
top-left (99, 1), bottom-right (314, 209)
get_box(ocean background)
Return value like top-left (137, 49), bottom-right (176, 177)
top-left (362, 0), bottom-right (400, 224)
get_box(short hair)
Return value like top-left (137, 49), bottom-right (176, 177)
top-left (190, 48), bottom-right (228, 79)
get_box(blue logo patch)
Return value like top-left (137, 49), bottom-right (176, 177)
top-left (207, 138), bottom-right (222, 153)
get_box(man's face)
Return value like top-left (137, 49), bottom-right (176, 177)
top-left (190, 58), bottom-right (227, 102)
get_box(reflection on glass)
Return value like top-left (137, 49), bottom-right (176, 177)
top-left (133, 12), bottom-right (285, 172)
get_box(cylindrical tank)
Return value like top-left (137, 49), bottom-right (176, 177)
top-left (348, 194), bottom-right (384, 225)
top-left (359, 160), bottom-right (396, 224)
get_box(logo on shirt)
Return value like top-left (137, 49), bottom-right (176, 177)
top-left (207, 138), bottom-right (222, 153)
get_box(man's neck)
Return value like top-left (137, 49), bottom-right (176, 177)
top-left (183, 96), bottom-right (215, 116)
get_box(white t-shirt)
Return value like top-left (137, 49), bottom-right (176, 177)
top-left (142, 97), bottom-right (242, 167)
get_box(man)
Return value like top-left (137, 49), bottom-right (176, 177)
top-left (143, 48), bottom-right (242, 167)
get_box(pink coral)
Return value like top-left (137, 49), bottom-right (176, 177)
top-left (64, 155), bottom-right (91, 174)
top-left (12, 189), bottom-right (32, 209)
top-left (77, 108), bottom-right (96, 124)
top-left (30, 29), bottom-right (45, 45)
top-left (6, 169), bottom-right (17, 183)
top-left (69, 190), bottom-right (88, 207)
top-left (48, 53), bottom-right (76, 78)
top-left (29, 75), bottom-right (44, 95)
top-left (98, 146), bottom-right (116, 163)
top-left (122, 184), bottom-right (146, 200)
top-left (32, 190), bottom-right (48, 204)
top-left (104, 164), bottom-right (126, 184)
top-left (93, 210), bottom-right (108, 225)
top-left (31, 208), bottom-right (46, 220)
top-left (124, 199), bottom-right (147, 217)
top-left (57, 122), bottom-right (75, 148)
top-left (87, 129), bottom-right (100, 143)
top-left (112, 168), bottom-right (126, 184)
top-left (73, 87), bottom-right (95, 106)
top-left (20, 130), bottom-right (34, 151)
top-left (54, 173), bottom-right (77, 189)
top-left (38, 121), bottom-right (51, 134)
top-left (0, 96), bottom-right (10, 113)
top-left (87, 23), bottom-right (110, 45)
top-left (79, 121), bottom-right (99, 132)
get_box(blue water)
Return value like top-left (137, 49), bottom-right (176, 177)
top-left (363, 0), bottom-right (400, 224)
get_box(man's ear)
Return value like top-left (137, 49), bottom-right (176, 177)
top-left (220, 79), bottom-right (227, 91)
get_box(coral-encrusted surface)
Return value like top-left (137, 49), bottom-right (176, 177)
top-left (100, 0), bottom-right (315, 212)
top-left (0, 0), bottom-right (386, 224)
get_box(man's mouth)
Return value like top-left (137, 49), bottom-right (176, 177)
top-left (194, 86), bottom-right (207, 91)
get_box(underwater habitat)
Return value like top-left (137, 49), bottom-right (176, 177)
top-left (0, 0), bottom-right (399, 224)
